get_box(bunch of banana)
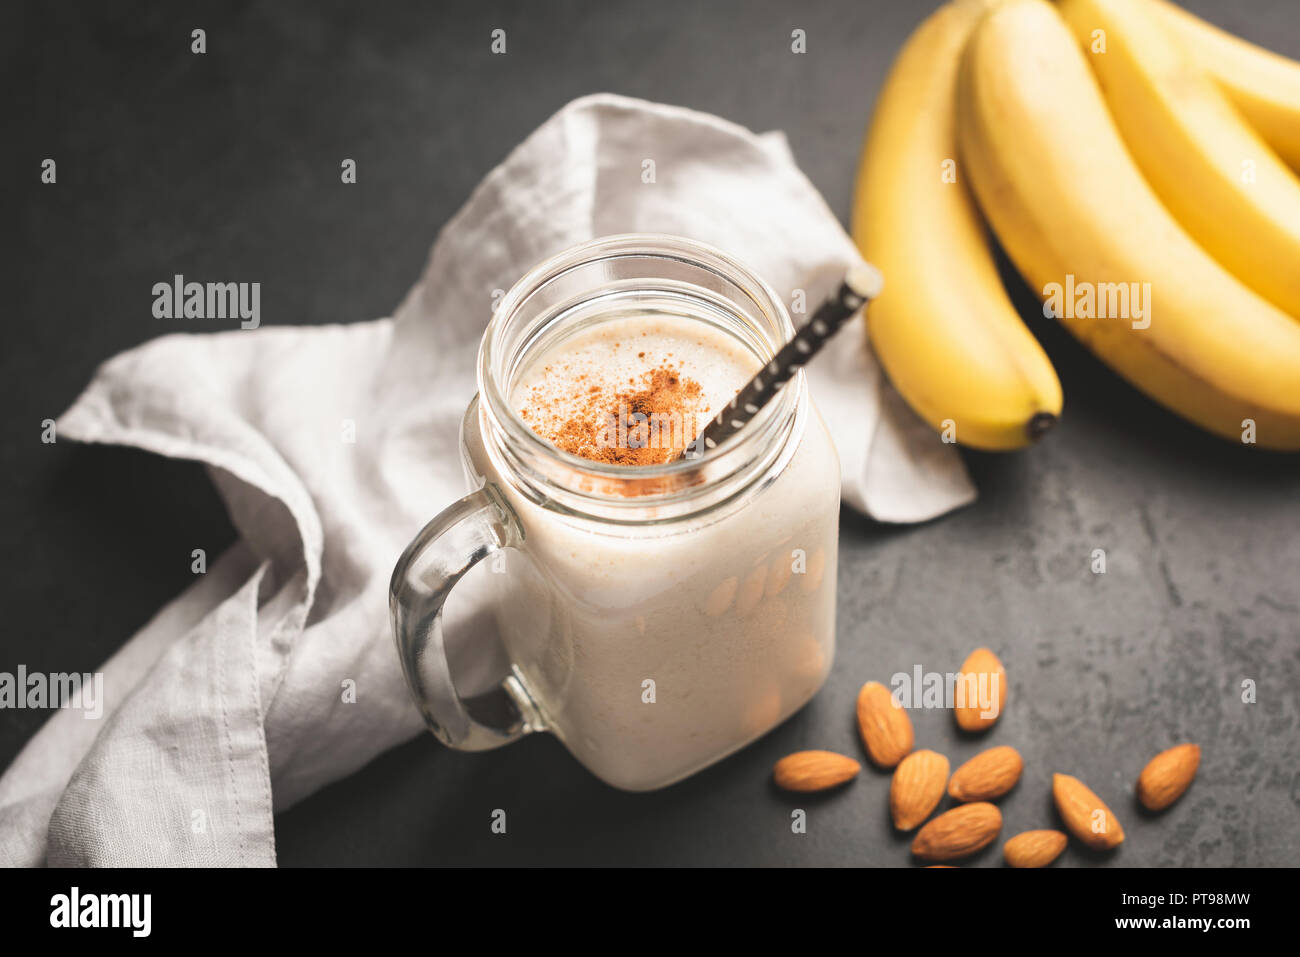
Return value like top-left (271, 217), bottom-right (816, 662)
top-left (854, 0), bottom-right (1300, 450)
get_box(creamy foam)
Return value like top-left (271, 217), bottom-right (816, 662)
top-left (511, 315), bottom-right (760, 465)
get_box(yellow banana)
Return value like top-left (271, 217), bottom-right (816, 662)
top-left (852, 0), bottom-right (1061, 451)
top-left (1059, 0), bottom-right (1300, 319)
top-left (957, 0), bottom-right (1300, 449)
top-left (1152, 0), bottom-right (1300, 171)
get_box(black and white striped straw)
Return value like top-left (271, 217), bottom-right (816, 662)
top-left (683, 264), bottom-right (884, 460)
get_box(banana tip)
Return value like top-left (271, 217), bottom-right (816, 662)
top-left (1026, 412), bottom-right (1057, 443)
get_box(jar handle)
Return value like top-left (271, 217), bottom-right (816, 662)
top-left (389, 484), bottom-right (545, 750)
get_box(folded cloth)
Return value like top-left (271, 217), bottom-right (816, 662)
top-left (0, 93), bottom-right (974, 866)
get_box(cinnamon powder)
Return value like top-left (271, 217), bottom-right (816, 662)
top-left (520, 360), bottom-right (707, 466)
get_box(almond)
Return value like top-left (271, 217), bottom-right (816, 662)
top-left (948, 745), bottom-right (1023, 802)
top-left (1136, 743), bottom-right (1200, 811)
top-left (772, 750), bottom-right (861, 792)
top-left (856, 681), bottom-right (914, 768)
top-left (911, 802), bottom-right (1002, 862)
top-left (953, 647), bottom-right (1007, 732)
top-left (890, 749), bottom-right (950, 830)
top-left (1003, 829), bottom-right (1068, 868)
top-left (1053, 773), bottom-right (1124, 850)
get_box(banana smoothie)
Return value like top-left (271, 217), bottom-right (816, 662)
top-left (462, 312), bottom-right (841, 790)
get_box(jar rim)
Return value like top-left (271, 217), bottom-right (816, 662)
top-left (477, 233), bottom-right (805, 518)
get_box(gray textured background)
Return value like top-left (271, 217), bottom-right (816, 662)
top-left (3, 0), bottom-right (1298, 866)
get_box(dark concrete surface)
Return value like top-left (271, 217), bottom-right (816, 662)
top-left (4, 0), bottom-right (1298, 866)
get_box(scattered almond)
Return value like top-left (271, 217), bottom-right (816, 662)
top-left (948, 745), bottom-right (1023, 802)
top-left (890, 749), bottom-right (950, 830)
top-left (954, 647), bottom-right (1008, 732)
top-left (1136, 743), bottom-right (1200, 811)
top-left (856, 681), bottom-right (914, 768)
top-left (911, 802), bottom-right (1002, 862)
top-left (772, 750), bottom-right (861, 792)
top-left (1003, 829), bottom-right (1068, 868)
top-left (1053, 773), bottom-right (1124, 850)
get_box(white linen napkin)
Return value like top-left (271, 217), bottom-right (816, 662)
top-left (0, 93), bottom-right (974, 867)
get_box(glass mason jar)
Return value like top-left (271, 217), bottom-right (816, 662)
top-left (390, 234), bottom-right (841, 791)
